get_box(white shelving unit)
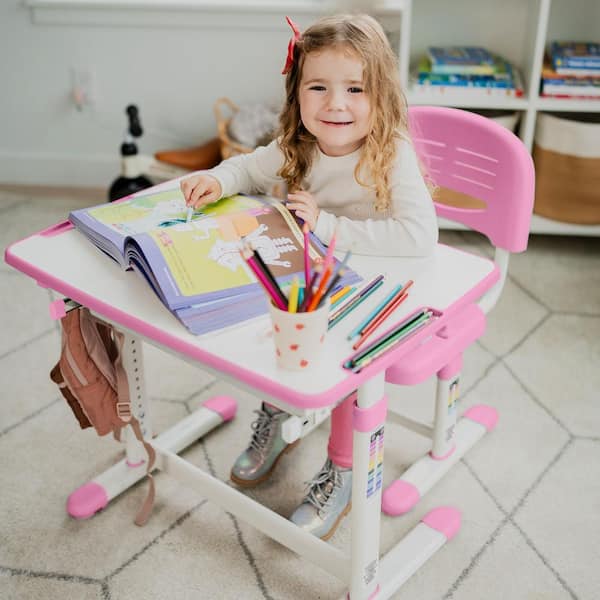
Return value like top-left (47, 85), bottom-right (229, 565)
top-left (24, 0), bottom-right (600, 235)
top-left (398, 0), bottom-right (600, 236)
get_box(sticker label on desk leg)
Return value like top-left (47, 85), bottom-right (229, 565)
top-left (364, 558), bottom-right (378, 586)
top-left (446, 378), bottom-right (459, 443)
top-left (366, 426), bottom-right (384, 499)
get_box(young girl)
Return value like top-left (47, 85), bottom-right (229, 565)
top-left (181, 13), bottom-right (438, 540)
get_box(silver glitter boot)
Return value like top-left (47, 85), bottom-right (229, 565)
top-left (230, 403), bottom-right (298, 487)
top-left (289, 458), bottom-right (352, 540)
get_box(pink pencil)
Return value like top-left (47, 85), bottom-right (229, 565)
top-left (240, 248), bottom-right (287, 310)
top-left (323, 227), bottom-right (337, 273)
top-left (302, 223), bottom-right (311, 289)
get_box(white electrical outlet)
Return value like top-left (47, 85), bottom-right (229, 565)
top-left (70, 67), bottom-right (94, 110)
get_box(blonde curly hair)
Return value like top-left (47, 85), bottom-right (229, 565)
top-left (277, 13), bottom-right (409, 212)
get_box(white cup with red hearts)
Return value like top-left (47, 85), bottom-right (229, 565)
top-left (268, 302), bottom-right (329, 371)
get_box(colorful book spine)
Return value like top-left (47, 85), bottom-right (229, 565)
top-left (551, 41), bottom-right (600, 73)
top-left (427, 46), bottom-right (497, 75)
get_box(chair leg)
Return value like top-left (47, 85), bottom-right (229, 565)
top-left (382, 364), bottom-right (498, 517)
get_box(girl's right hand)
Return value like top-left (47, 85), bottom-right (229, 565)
top-left (180, 174), bottom-right (222, 208)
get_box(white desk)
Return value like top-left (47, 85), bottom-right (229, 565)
top-left (5, 221), bottom-right (498, 599)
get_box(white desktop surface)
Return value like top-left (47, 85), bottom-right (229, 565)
top-left (6, 226), bottom-right (497, 408)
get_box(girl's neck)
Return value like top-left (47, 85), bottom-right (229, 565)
top-left (316, 140), bottom-right (365, 158)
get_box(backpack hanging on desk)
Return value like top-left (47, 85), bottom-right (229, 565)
top-left (49, 306), bottom-right (156, 526)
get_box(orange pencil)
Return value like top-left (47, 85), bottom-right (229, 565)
top-left (353, 291), bottom-right (409, 350)
top-left (306, 264), bottom-right (333, 311)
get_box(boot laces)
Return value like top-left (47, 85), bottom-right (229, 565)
top-left (248, 408), bottom-right (277, 454)
top-left (304, 459), bottom-right (343, 512)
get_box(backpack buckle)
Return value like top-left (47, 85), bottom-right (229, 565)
top-left (116, 402), bottom-right (132, 422)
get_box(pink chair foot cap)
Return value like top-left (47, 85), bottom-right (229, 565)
top-left (67, 482), bottom-right (108, 519)
top-left (203, 395), bottom-right (237, 422)
top-left (382, 480), bottom-right (420, 516)
top-left (464, 404), bottom-right (498, 431)
top-left (422, 506), bottom-right (461, 541)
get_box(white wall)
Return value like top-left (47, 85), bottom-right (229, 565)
top-left (0, 2), bottom-right (305, 188)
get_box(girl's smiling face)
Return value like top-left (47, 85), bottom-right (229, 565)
top-left (298, 47), bottom-right (371, 157)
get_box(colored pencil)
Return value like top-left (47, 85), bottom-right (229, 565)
top-left (323, 228), bottom-right (337, 272)
top-left (329, 274), bottom-right (385, 322)
top-left (328, 278), bottom-right (385, 329)
top-left (331, 286), bottom-right (355, 309)
top-left (331, 285), bottom-right (351, 304)
top-left (317, 267), bottom-right (347, 309)
top-left (352, 291), bottom-right (409, 350)
top-left (347, 283), bottom-right (404, 340)
top-left (240, 248), bottom-right (287, 311)
top-left (299, 263), bottom-right (321, 312)
top-left (302, 223), bottom-right (311, 289)
top-left (307, 264), bottom-right (333, 311)
top-left (345, 309), bottom-right (429, 367)
top-left (250, 244), bottom-right (288, 308)
top-left (348, 312), bottom-right (433, 372)
top-left (288, 276), bottom-right (300, 313)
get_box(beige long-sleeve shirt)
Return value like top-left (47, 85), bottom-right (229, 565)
top-left (205, 139), bottom-right (438, 257)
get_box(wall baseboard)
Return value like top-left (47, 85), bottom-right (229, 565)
top-left (0, 152), bottom-right (118, 188)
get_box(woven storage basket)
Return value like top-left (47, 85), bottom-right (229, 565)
top-left (214, 97), bottom-right (254, 159)
top-left (533, 112), bottom-right (600, 224)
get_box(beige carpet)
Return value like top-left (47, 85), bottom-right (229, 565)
top-left (1, 188), bottom-right (599, 599)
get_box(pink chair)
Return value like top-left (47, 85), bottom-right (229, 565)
top-left (382, 106), bottom-right (535, 516)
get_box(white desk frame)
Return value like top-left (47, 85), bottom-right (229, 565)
top-left (5, 219), bottom-right (498, 599)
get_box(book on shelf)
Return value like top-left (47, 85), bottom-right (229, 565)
top-left (412, 55), bottom-right (523, 98)
top-left (550, 41), bottom-right (600, 74)
top-left (416, 56), bottom-right (517, 86)
top-left (427, 46), bottom-right (497, 75)
top-left (69, 187), bottom-right (361, 335)
top-left (540, 56), bottom-right (600, 98)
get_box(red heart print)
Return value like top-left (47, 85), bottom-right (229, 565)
top-left (290, 344), bottom-right (299, 351)
top-left (274, 324), bottom-right (280, 332)
top-left (300, 359), bottom-right (308, 367)
top-left (295, 323), bottom-right (305, 330)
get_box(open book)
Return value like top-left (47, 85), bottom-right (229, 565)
top-left (69, 186), bottom-right (361, 334)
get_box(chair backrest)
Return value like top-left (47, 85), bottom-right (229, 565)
top-left (408, 106), bottom-right (535, 253)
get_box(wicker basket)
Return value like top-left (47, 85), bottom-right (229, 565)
top-left (532, 112), bottom-right (600, 224)
top-left (214, 97), bottom-right (254, 159)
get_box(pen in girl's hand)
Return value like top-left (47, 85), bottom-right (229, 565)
top-left (186, 206), bottom-right (193, 223)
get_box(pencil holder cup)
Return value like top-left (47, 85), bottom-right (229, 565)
top-left (268, 302), bottom-right (329, 371)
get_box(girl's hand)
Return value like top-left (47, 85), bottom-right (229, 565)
top-left (286, 190), bottom-right (320, 231)
top-left (180, 174), bottom-right (222, 209)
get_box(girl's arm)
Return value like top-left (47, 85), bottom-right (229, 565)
top-left (314, 141), bottom-right (438, 257)
top-left (203, 140), bottom-right (284, 198)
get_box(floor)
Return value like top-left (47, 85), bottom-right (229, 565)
top-left (1, 187), bottom-right (599, 600)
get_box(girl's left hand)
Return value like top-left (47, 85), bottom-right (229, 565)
top-left (286, 191), bottom-right (320, 231)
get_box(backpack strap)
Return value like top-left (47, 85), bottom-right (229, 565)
top-left (111, 328), bottom-right (157, 527)
top-left (50, 362), bottom-right (92, 429)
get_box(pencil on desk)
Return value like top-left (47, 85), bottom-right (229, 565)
top-left (331, 286), bottom-right (355, 308)
top-left (348, 279), bottom-right (414, 341)
top-left (328, 275), bottom-right (385, 329)
top-left (352, 291), bottom-right (409, 350)
top-left (346, 309), bottom-right (429, 366)
top-left (348, 311), bottom-right (433, 371)
top-left (331, 285), bottom-right (351, 305)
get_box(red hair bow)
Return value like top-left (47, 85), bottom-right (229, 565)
top-left (282, 16), bottom-right (301, 75)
